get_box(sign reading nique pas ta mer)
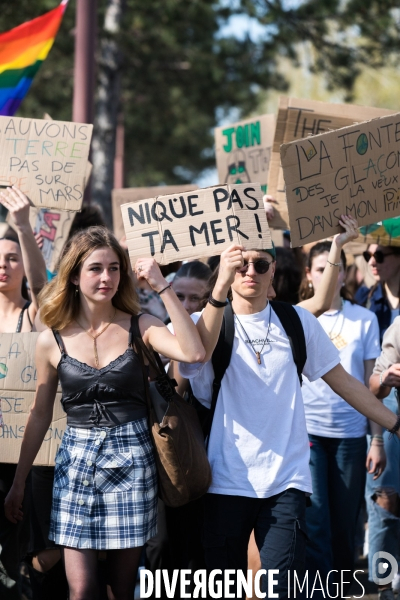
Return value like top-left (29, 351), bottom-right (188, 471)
top-left (280, 111), bottom-right (400, 247)
top-left (121, 183), bottom-right (272, 265)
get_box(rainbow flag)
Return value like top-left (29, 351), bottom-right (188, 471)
top-left (0, 0), bottom-right (69, 116)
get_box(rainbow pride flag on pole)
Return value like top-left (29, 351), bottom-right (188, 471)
top-left (0, 0), bottom-right (69, 116)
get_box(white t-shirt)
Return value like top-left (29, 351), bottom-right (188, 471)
top-left (302, 301), bottom-right (380, 438)
top-left (179, 304), bottom-right (340, 499)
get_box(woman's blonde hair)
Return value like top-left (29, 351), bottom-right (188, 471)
top-left (39, 226), bottom-right (140, 330)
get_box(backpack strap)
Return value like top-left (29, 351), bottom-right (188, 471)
top-left (270, 301), bottom-right (307, 385)
top-left (202, 302), bottom-right (235, 442)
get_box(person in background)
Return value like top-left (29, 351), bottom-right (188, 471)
top-left (171, 261), bottom-right (211, 316)
top-left (0, 187), bottom-right (47, 600)
top-left (300, 241), bottom-right (383, 597)
top-left (356, 244), bottom-right (400, 600)
top-left (145, 260), bottom-right (212, 599)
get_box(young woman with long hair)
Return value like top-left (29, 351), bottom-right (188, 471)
top-left (4, 226), bottom-right (205, 600)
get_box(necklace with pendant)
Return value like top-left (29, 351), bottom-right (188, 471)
top-left (327, 299), bottom-right (345, 341)
top-left (233, 305), bottom-right (272, 365)
top-left (76, 309), bottom-right (117, 369)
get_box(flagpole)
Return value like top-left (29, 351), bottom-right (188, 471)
top-left (72, 0), bottom-right (97, 125)
top-left (72, 0), bottom-right (97, 203)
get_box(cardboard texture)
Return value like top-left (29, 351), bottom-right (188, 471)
top-left (31, 207), bottom-right (74, 273)
top-left (0, 333), bottom-right (64, 465)
top-left (112, 185), bottom-right (197, 241)
top-left (6, 206), bottom-right (74, 274)
top-left (0, 116), bottom-right (93, 211)
top-left (268, 97), bottom-right (395, 230)
top-left (121, 183), bottom-right (272, 265)
top-left (214, 114), bottom-right (275, 193)
top-left (280, 111), bottom-right (400, 247)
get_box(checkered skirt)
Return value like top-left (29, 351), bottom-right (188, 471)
top-left (49, 418), bottom-right (158, 549)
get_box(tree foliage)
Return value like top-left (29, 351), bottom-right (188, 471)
top-left (239, 0), bottom-right (400, 100)
top-left (0, 0), bottom-right (285, 189)
top-left (0, 0), bottom-right (399, 191)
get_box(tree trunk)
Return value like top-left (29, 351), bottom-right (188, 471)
top-left (91, 0), bottom-right (125, 228)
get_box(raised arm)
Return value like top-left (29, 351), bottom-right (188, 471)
top-left (196, 245), bottom-right (244, 362)
top-left (298, 215), bottom-right (358, 317)
top-left (0, 187), bottom-right (47, 309)
top-left (4, 330), bottom-right (59, 523)
top-left (134, 257), bottom-right (205, 363)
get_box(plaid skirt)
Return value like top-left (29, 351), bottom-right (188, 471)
top-left (49, 418), bottom-right (158, 549)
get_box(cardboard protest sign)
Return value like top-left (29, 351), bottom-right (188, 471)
top-left (0, 333), bottom-right (64, 465)
top-left (30, 208), bottom-right (75, 273)
top-left (121, 183), bottom-right (272, 265)
top-left (268, 97), bottom-right (395, 231)
top-left (280, 111), bottom-right (400, 247)
top-left (214, 114), bottom-right (275, 193)
top-left (0, 116), bottom-right (93, 211)
top-left (6, 206), bottom-right (75, 274)
top-left (112, 185), bottom-right (197, 241)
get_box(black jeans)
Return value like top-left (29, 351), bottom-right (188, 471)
top-left (203, 488), bottom-right (308, 599)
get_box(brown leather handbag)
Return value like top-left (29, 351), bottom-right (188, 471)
top-left (132, 315), bottom-right (212, 507)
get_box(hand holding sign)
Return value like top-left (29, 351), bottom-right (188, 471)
top-left (0, 186), bottom-right (31, 231)
top-left (217, 244), bottom-right (246, 293)
top-left (334, 214), bottom-right (359, 249)
top-left (135, 258), bottom-right (169, 293)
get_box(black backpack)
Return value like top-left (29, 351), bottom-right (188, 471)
top-left (200, 301), bottom-right (307, 441)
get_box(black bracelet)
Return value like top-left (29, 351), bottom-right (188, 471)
top-left (208, 293), bottom-right (228, 308)
top-left (388, 414), bottom-right (400, 439)
top-left (157, 284), bottom-right (171, 295)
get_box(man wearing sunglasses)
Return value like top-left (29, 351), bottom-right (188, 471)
top-left (356, 244), bottom-right (400, 600)
top-left (179, 243), bottom-right (400, 599)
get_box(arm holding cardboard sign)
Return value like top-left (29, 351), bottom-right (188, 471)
top-left (135, 257), bottom-right (205, 363)
top-left (195, 245), bottom-right (245, 362)
top-left (0, 186), bottom-right (47, 308)
top-left (4, 330), bottom-right (59, 523)
top-left (298, 215), bottom-right (359, 317)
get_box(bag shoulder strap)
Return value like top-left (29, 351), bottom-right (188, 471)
top-left (203, 302), bottom-right (235, 441)
top-left (52, 329), bottom-right (66, 354)
top-left (270, 301), bottom-right (307, 385)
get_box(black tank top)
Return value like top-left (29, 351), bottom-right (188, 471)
top-left (53, 316), bottom-right (147, 428)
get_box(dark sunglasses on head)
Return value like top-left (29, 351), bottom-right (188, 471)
top-left (363, 250), bottom-right (396, 264)
top-left (237, 259), bottom-right (272, 275)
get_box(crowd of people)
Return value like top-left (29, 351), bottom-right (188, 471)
top-left (1, 187), bottom-right (400, 600)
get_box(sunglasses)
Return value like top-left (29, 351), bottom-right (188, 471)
top-left (237, 259), bottom-right (272, 275)
top-left (363, 250), bottom-right (396, 264)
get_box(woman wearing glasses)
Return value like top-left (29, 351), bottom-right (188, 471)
top-left (356, 244), bottom-right (400, 600)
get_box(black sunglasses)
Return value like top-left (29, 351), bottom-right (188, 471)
top-left (237, 259), bottom-right (272, 275)
top-left (363, 250), bottom-right (396, 264)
